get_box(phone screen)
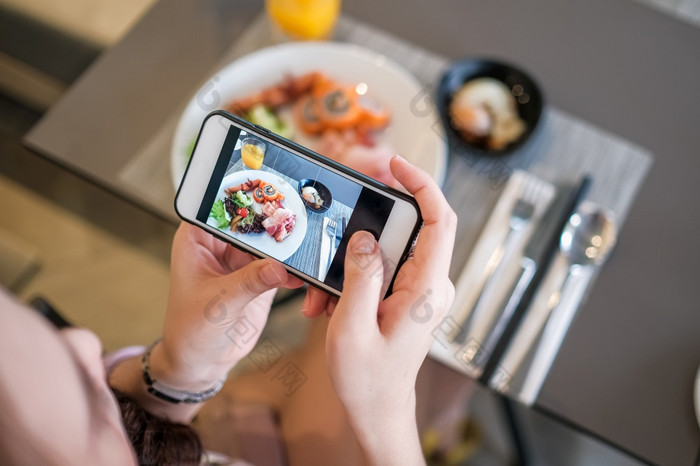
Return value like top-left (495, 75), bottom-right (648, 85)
top-left (195, 124), bottom-right (397, 292)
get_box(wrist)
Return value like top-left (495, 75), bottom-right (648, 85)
top-left (108, 350), bottom-right (214, 423)
top-left (149, 338), bottom-right (231, 392)
top-left (346, 391), bottom-right (424, 466)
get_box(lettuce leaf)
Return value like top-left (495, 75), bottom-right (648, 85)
top-left (233, 190), bottom-right (254, 207)
top-left (245, 104), bottom-right (293, 140)
top-left (209, 199), bottom-right (230, 229)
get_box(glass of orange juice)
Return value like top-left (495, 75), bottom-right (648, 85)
top-left (265, 0), bottom-right (341, 41)
top-left (241, 138), bottom-right (266, 170)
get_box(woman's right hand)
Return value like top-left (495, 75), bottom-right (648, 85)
top-left (306, 155), bottom-right (458, 465)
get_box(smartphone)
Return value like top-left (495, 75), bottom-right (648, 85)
top-left (175, 111), bottom-right (421, 297)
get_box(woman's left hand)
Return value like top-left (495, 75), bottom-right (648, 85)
top-left (152, 222), bottom-right (303, 391)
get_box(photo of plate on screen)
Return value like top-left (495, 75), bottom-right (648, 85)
top-left (298, 179), bottom-right (332, 213)
top-left (207, 170), bottom-right (308, 261)
top-left (171, 42), bottom-right (447, 188)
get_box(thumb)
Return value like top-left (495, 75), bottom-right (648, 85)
top-left (334, 231), bottom-right (384, 332)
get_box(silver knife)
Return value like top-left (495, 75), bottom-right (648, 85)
top-left (318, 217), bottom-right (331, 281)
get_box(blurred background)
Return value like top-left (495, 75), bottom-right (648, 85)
top-left (0, 1), bottom-right (696, 465)
top-left (0, 0), bottom-right (165, 350)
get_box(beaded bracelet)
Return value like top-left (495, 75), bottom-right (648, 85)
top-left (140, 338), bottom-right (224, 404)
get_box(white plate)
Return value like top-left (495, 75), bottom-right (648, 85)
top-left (171, 42), bottom-right (447, 189)
top-left (209, 170), bottom-right (308, 262)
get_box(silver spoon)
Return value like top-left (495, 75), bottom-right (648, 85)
top-left (550, 204), bottom-right (617, 307)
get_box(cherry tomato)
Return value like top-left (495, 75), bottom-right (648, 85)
top-left (237, 207), bottom-right (248, 217)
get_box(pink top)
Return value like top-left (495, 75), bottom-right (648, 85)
top-left (103, 345), bottom-right (145, 377)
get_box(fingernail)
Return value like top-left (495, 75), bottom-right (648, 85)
top-left (300, 292), bottom-right (309, 315)
top-left (351, 231), bottom-right (377, 255)
top-left (260, 262), bottom-right (283, 286)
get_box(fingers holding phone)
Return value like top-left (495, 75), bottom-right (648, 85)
top-left (159, 222), bottom-right (304, 384)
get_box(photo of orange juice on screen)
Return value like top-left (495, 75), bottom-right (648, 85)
top-left (241, 138), bottom-right (266, 170)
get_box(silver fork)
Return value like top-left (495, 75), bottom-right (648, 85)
top-left (453, 179), bottom-right (545, 343)
top-left (325, 218), bottom-right (338, 273)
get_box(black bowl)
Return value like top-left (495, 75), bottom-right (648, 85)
top-left (298, 179), bottom-right (332, 213)
top-left (437, 58), bottom-right (544, 157)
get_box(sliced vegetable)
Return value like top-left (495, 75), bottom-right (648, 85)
top-left (230, 215), bottom-right (242, 231)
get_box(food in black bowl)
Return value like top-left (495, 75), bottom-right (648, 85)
top-left (298, 179), bottom-right (332, 213)
top-left (437, 58), bottom-right (544, 156)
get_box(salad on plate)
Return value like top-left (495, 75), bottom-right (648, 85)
top-left (210, 178), bottom-right (296, 243)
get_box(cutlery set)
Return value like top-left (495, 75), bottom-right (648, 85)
top-left (431, 170), bottom-right (618, 403)
top-left (453, 175), bottom-right (550, 345)
top-left (496, 202), bottom-right (616, 403)
top-left (446, 171), bottom-right (556, 377)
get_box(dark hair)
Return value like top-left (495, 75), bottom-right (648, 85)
top-left (113, 389), bottom-right (203, 466)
